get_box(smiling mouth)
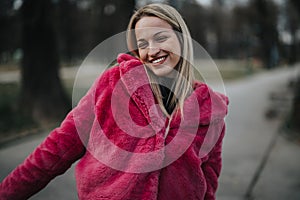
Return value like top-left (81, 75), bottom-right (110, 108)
top-left (150, 56), bottom-right (167, 64)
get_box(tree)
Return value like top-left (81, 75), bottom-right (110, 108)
top-left (93, 0), bottom-right (135, 43)
top-left (207, 0), bottom-right (229, 58)
top-left (248, 0), bottom-right (279, 68)
top-left (286, 0), bottom-right (300, 64)
top-left (179, 0), bottom-right (208, 51)
top-left (288, 0), bottom-right (300, 132)
top-left (0, 0), bottom-right (21, 64)
top-left (20, 0), bottom-right (70, 124)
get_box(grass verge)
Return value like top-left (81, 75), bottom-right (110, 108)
top-left (0, 83), bottom-right (37, 138)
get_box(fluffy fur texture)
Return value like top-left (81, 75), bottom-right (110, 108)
top-left (0, 53), bottom-right (228, 200)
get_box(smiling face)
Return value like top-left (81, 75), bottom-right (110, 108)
top-left (135, 16), bottom-right (181, 77)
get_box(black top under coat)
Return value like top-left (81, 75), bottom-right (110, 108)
top-left (158, 77), bottom-right (176, 115)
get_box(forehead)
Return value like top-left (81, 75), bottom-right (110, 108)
top-left (135, 16), bottom-right (173, 38)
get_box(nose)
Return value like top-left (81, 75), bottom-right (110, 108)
top-left (148, 44), bottom-right (160, 57)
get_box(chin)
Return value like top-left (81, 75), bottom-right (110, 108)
top-left (148, 66), bottom-right (174, 77)
top-left (151, 70), bottom-right (172, 77)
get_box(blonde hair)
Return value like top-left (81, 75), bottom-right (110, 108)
top-left (127, 3), bottom-right (195, 117)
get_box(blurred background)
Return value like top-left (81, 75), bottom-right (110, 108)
top-left (0, 0), bottom-right (299, 128)
top-left (0, 0), bottom-right (300, 199)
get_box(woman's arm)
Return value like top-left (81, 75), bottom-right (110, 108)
top-left (0, 79), bottom-right (98, 200)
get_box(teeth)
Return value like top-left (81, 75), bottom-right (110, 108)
top-left (152, 57), bottom-right (165, 64)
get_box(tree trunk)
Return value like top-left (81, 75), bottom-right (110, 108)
top-left (289, 0), bottom-right (300, 131)
top-left (20, 0), bottom-right (70, 124)
top-left (290, 74), bottom-right (300, 131)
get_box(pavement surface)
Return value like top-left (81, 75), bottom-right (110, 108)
top-left (1, 64), bottom-right (300, 199)
top-left (216, 64), bottom-right (300, 200)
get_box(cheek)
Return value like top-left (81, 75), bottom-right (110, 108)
top-left (138, 49), bottom-right (147, 62)
top-left (173, 40), bottom-right (181, 56)
top-left (165, 39), bottom-right (181, 57)
top-left (170, 42), bottom-right (181, 66)
top-left (168, 44), bottom-right (181, 64)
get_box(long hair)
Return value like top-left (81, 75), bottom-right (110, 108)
top-left (127, 3), bottom-right (194, 117)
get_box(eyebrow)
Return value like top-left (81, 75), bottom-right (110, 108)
top-left (137, 30), bottom-right (169, 42)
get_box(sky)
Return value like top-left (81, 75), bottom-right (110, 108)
top-left (196, 0), bottom-right (211, 6)
top-left (196, 0), bottom-right (248, 6)
top-left (197, 0), bottom-right (285, 7)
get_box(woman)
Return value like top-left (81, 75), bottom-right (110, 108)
top-left (0, 3), bottom-right (228, 200)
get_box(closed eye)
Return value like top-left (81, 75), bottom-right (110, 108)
top-left (155, 36), bottom-right (168, 43)
top-left (137, 41), bottom-right (148, 49)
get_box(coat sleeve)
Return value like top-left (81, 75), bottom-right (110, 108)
top-left (202, 121), bottom-right (226, 200)
top-left (0, 78), bottom-right (98, 200)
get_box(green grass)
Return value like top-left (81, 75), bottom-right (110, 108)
top-left (0, 83), bottom-right (37, 137)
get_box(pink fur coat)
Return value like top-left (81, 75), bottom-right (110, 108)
top-left (0, 54), bottom-right (228, 200)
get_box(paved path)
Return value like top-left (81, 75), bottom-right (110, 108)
top-left (1, 65), bottom-right (300, 199)
top-left (217, 64), bottom-right (300, 200)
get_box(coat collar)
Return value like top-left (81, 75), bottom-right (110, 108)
top-left (117, 53), bottom-right (166, 131)
top-left (116, 53), bottom-right (229, 128)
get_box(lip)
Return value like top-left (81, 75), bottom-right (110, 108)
top-left (149, 55), bottom-right (167, 65)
